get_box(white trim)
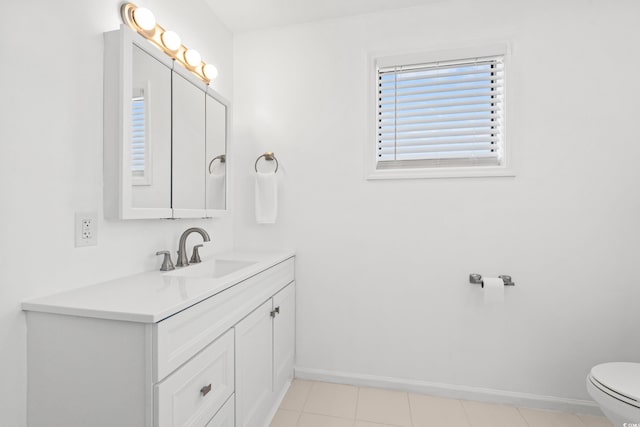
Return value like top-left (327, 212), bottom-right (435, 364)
top-left (367, 165), bottom-right (515, 180)
top-left (172, 59), bottom-right (208, 92)
top-left (129, 27), bottom-right (173, 69)
top-left (263, 379), bottom-right (292, 427)
top-left (171, 208), bottom-right (207, 219)
top-left (294, 366), bottom-right (604, 416)
top-left (376, 44), bottom-right (509, 69)
top-left (365, 43), bottom-right (515, 180)
top-left (121, 207), bottom-right (173, 220)
top-left (204, 209), bottom-right (228, 218)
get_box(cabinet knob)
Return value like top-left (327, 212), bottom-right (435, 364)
top-left (270, 306), bottom-right (280, 317)
top-left (200, 384), bottom-right (212, 397)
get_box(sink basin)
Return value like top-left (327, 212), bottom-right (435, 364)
top-left (166, 259), bottom-right (257, 279)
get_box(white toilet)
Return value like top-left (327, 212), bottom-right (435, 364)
top-left (587, 362), bottom-right (640, 426)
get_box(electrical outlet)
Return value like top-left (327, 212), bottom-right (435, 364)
top-left (75, 212), bottom-right (98, 247)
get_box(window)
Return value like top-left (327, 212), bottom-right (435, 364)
top-left (131, 86), bottom-right (152, 185)
top-left (368, 45), bottom-right (511, 179)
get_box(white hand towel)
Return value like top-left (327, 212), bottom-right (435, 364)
top-left (207, 173), bottom-right (226, 210)
top-left (255, 172), bottom-right (277, 224)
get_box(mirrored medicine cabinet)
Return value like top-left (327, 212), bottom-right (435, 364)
top-left (104, 25), bottom-right (229, 220)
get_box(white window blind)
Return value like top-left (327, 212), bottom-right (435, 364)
top-left (376, 55), bottom-right (504, 170)
top-left (131, 92), bottom-right (145, 177)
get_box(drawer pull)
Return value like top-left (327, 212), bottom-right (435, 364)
top-left (200, 384), bottom-right (212, 397)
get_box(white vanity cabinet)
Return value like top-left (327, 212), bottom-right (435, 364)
top-left (155, 329), bottom-right (234, 427)
top-left (23, 253), bottom-right (295, 427)
top-left (272, 284), bottom-right (296, 393)
top-left (206, 398), bottom-right (235, 427)
top-left (236, 301), bottom-right (275, 427)
top-left (236, 283), bottom-right (295, 427)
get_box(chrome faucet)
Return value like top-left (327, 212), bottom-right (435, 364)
top-left (176, 227), bottom-right (211, 267)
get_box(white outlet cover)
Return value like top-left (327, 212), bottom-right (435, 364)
top-left (75, 212), bottom-right (98, 247)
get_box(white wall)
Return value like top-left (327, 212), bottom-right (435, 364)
top-left (233, 0), bottom-right (640, 403)
top-left (0, 1), bottom-right (233, 425)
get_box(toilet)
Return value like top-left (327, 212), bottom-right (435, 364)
top-left (587, 362), bottom-right (640, 426)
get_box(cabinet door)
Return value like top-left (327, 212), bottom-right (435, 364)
top-left (235, 301), bottom-right (273, 427)
top-left (129, 44), bottom-right (172, 212)
top-left (104, 27), bottom-right (174, 219)
top-left (205, 396), bottom-right (234, 427)
top-left (205, 91), bottom-right (227, 214)
top-left (273, 283), bottom-right (295, 393)
top-left (172, 72), bottom-right (206, 217)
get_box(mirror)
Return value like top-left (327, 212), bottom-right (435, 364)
top-left (206, 90), bottom-right (228, 212)
top-left (130, 45), bottom-right (172, 211)
top-left (171, 71), bottom-right (229, 217)
top-left (171, 71), bottom-right (206, 217)
top-left (104, 26), bottom-right (228, 220)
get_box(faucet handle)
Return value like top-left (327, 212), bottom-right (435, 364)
top-left (156, 251), bottom-right (175, 271)
top-left (190, 244), bottom-right (203, 264)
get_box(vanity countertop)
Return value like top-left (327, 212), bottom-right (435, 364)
top-left (22, 251), bottom-right (294, 324)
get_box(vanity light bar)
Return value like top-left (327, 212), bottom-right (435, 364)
top-left (121, 3), bottom-right (218, 84)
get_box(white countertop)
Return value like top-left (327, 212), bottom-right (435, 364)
top-left (22, 251), bottom-right (294, 323)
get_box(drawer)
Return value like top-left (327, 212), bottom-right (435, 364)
top-left (154, 258), bottom-right (294, 381)
top-left (205, 395), bottom-right (234, 427)
top-left (155, 329), bottom-right (234, 427)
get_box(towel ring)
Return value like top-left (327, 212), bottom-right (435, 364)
top-left (208, 154), bottom-right (226, 174)
top-left (254, 152), bottom-right (278, 173)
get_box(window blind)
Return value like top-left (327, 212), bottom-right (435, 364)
top-left (131, 93), bottom-right (145, 177)
top-left (376, 56), bottom-right (504, 169)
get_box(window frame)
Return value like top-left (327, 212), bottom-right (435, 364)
top-left (365, 44), bottom-right (514, 180)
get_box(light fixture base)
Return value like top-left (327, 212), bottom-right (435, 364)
top-left (120, 2), bottom-right (215, 85)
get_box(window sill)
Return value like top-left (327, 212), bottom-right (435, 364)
top-left (365, 166), bottom-right (515, 180)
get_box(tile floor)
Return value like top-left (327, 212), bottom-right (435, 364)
top-left (270, 380), bottom-right (613, 427)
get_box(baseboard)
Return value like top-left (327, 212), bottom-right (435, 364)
top-left (263, 378), bottom-right (292, 427)
top-left (294, 366), bottom-right (603, 416)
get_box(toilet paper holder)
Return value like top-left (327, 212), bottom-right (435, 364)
top-left (469, 274), bottom-right (515, 287)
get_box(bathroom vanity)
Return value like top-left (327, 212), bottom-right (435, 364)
top-left (22, 252), bottom-right (295, 427)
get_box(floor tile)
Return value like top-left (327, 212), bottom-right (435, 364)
top-left (297, 413), bottom-right (355, 427)
top-left (280, 379), bottom-right (314, 412)
top-left (577, 414), bottom-right (613, 427)
top-left (303, 382), bottom-right (359, 419)
top-left (269, 409), bottom-right (300, 427)
top-left (354, 421), bottom-right (402, 427)
top-left (519, 407), bottom-right (587, 427)
top-left (462, 400), bottom-right (529, 427)
top-left (356, 387), bottom-right (412, 427)
top-left (409, 393), bottom-right (471, 427)
top-left (277, 379), bottom-right (613, 427)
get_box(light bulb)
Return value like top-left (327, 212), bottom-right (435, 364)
top-left (184, 49), bottom-right (201, 67)
top-left (203, 64), bottom-right (218, 80)
top-left (161, 31), bottom-right (181, 51)
top-left (132, 7), bottom-right (156, 32)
